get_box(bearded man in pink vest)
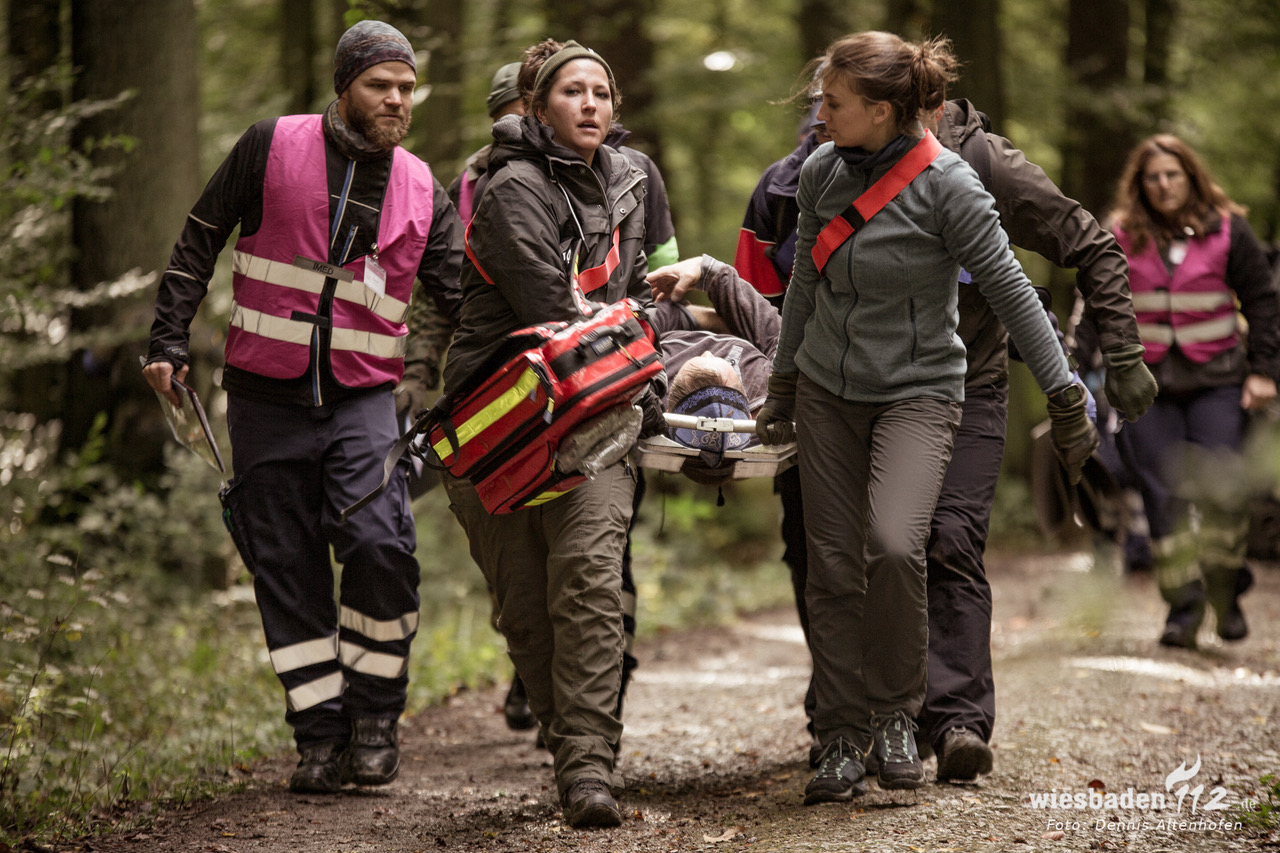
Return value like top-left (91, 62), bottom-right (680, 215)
top-left (143, 20), bottom-right (462, 794)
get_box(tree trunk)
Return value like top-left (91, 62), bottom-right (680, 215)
top-left (883, 0), bottom-right (929, 38)
top-left (796, 0), bottom-right (851, 68)
top-left (415, 0), bottom-right (464, 168)
top-left (1142, 0), bottom-right (1176, 126)
top-left (1061, 0), bottom-right (1133, 220)
top-left (281, 0), bottom-right (317, 114)
top-left (65, 0), bottom-right (201, 477)
top-left (933, 0), bottom-right (1006, 129)
top-left (8, 0), bottom-right (63, 90)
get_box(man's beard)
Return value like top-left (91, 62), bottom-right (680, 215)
top-left (348, 102), bottom-right (411, 149)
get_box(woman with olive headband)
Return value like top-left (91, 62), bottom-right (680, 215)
top-left (439, 40), bottom-right (661, 829)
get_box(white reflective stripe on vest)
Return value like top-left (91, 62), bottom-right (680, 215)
top-left (331, 326), bottom-right (409, 359)
top-left (230, 301), bottom-right (408, 359)
top-left (286, 671), bottom-right (345, 712)
top-left (1130, 290), bottom-right (1235, 313)
top-left (270, 634), bottom-right (339, 674)
top-left (339, 605), bottom-right (420, 643)
top-left (229, 301), bottom-right (314, 345)
top-left (1136, 315), bottom-right (1239, 346)
top-left (234, 250), bottom-right (411, 325)
top-left (339, 640), bottom-right (408, 679)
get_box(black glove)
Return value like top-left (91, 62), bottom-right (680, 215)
top-left (1046, 383), bottom-right (1100, 485)
top-left (755, 372), bottom-right (798, 446)
top-left (636, 387), bottom-right (667, 440)
top-left (394, 361), bottom-right (433, 421)
top-left (1102, 343), bottom-right (1158, 422)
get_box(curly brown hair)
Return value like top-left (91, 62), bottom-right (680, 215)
top-left (1109, 134), bottom-right (1246, 254)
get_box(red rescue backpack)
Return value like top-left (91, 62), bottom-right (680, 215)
top-left (341, 298), bottom-right (662, 519)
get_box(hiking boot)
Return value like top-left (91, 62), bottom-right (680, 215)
top-left (803, 737), bottom-right (867, 805)
top-left (342, 717), bottom-right (399, 786)
top-left (504, 675), bottom-right (538, 730)
top-left (936, 727), bottom-right (993, 782)
top-left (561, 778), bottom-right (622, 828)
top-left (289, 741), bottom-right (344, 793)
top-left (1158, 583), bottom-right (1205, 649)
top-left (871, 710), bottom-right (925, 790)
top-left (1210, 567), bottom-right (1253, 642)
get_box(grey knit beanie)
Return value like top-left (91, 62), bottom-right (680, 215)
top-left (333, 20), bottom-right (416, 95)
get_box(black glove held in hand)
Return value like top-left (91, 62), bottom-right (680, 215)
top-left (1046, 383), bottom-right (1100, 485)
top-left (755, 372), bottom-right (798, 446)
top-left (637, 387), bottom-right (667, 440)
top-left (1102, 343), bottom-right (1158, 422)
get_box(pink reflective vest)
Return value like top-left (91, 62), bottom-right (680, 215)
top-left (1115, 220), bottom-right (1238, 365)
top-left (225, 114), bottom-right (435, 387)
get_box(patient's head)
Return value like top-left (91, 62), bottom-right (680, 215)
top-left (668, 354), bottom-right (747, 407)
top-left (667, 353), bottom-right (755, 471)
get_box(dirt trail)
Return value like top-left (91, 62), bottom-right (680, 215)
top-left (83, 553), bottom-right (1279, 852)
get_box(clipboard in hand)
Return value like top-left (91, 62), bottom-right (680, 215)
top-left (145, 368), bottom-right (227, 473)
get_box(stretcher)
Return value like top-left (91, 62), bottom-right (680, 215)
top-left (636, 413), bottom-right (797, 480)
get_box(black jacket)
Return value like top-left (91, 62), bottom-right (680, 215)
top-left (936, 99), bottom-right (1141, 390)
top-left (149, 115), bottom-right (463, 406)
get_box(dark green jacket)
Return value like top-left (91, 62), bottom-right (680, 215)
top-left (443, 114), bottom-right (651, 390)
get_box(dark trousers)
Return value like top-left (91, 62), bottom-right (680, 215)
top-left (785, 384), bottom-right (1007, 748)
top-left (797, 376), bottom-right (960, 748)
top-left (443, 464), bottom-right (633, 796)
top-left (226, 391), bottom-right (420, 748)
top-left (777, 465), bottom-right (816, 728)
top-left (918, 383), bottom-right (1007, 749)
top-left (1115, 386), bottom-right (1249, 600)
top-left (1116, 386), bottom-right (1244, 541)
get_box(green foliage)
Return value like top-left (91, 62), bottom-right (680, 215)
top-left (0, 69), bottom-right (147, 384)
top-left (1235, 773), bottom-right (1280, 835)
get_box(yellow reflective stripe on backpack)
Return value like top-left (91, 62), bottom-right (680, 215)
top-left (431, 366), bottom-right (546, 462)
top-left (519, 484), bottom-right (578, 508)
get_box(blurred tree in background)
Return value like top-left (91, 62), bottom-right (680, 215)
top-left (4, 0), bottom-right (1280, 574)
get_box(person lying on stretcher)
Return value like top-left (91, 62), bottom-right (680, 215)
top-left (646, 255), bottom-right (784, 480)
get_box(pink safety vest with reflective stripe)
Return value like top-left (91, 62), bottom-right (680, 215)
top-left (1116, 220), bottom-right (1237, 365)
top-left (226, 114), bottom-right (434, 387)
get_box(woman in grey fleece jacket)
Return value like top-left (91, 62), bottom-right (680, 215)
top-left (754, 31), bottom-right (1097, 804)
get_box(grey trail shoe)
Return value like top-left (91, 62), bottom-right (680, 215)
top-left (871, 710), bottom-right (925, 790)
top-left (803, 737), bottom-right (868, 805)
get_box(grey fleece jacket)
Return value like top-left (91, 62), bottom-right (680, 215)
top-left (774, 135), bottom-right (1071, 404)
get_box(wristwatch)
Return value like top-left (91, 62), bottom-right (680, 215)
top-left (1047, 382), bottom-right (1085, 408)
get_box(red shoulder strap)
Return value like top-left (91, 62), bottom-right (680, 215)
top-left (811, 130), bottom-right (943, 276)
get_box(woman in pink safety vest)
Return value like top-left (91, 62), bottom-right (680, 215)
top-left (1108, 134), bottom-right (1280, 649)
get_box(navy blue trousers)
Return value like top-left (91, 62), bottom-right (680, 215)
top-left (226, 390), bottom-right (420, 748)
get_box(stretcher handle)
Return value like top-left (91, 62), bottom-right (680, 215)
top-left (662, 412), bottom-right (757, 433)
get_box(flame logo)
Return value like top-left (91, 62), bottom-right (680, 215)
top-left (1165, 755), bottom-right (1201, 791)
